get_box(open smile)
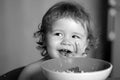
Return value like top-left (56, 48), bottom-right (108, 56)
top-left (58, 48), bottom-right (75, 57)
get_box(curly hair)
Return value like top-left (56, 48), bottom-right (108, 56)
top-left (34, 1), bottom-right (98, 57)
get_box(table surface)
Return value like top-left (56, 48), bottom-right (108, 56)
top-left (107, 77), bottom-right (120, 80)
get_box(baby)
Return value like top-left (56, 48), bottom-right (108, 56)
top-left (18, 1), bottom-right (97, 80)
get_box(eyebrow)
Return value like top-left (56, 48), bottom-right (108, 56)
top-left (73, 32), bottom-right (85, 37)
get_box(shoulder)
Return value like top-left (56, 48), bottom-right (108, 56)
top-left (18, 59), bottom-right (45, 80)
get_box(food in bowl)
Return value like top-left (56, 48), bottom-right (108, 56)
top-left (56, 66), bottom-right (85, 73)
top-left (41, 57), bottom-right (113, 80)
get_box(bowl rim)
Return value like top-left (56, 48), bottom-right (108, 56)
top-left (41, 57), bottom-right (113, 74)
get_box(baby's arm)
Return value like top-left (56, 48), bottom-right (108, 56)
top-left (18, 60), bottom-right (45, 80)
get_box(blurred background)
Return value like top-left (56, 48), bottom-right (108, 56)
top-left (0, 0), bottom-right (120, 78)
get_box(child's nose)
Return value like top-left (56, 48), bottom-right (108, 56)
top-left (61, 39), bottom-right (72, 46)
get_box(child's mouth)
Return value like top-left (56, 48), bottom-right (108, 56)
top-left (58, 49), bottom-right (74, 57)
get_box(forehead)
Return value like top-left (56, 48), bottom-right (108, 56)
top-left (51, 18), bottom-right (87, 34)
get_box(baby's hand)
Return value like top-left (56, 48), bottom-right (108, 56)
top-left (75, 42), bottom-right (87, 57)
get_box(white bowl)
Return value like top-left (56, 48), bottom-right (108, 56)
top-left (41, 57), bottom-right (113, 80)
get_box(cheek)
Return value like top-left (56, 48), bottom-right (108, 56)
top-left (46, 37), bottom-right (59, 49)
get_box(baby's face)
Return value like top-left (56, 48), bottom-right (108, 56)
top-left (45, 18), bottom-right (88, 58)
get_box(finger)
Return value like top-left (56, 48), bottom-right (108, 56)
top-left (75, 42), bottom-right (78, 53)
top-left (75, 42), bottom-right (86, 57)
top-left (82, 53), bottom-right (87, 57)
top-left (75, 42), bottom-right (81, 54)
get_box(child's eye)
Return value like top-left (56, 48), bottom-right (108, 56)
top-left (54, 33), bottom-right (63, 37)
top-left (72, 35), bottom-right (80, 39)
